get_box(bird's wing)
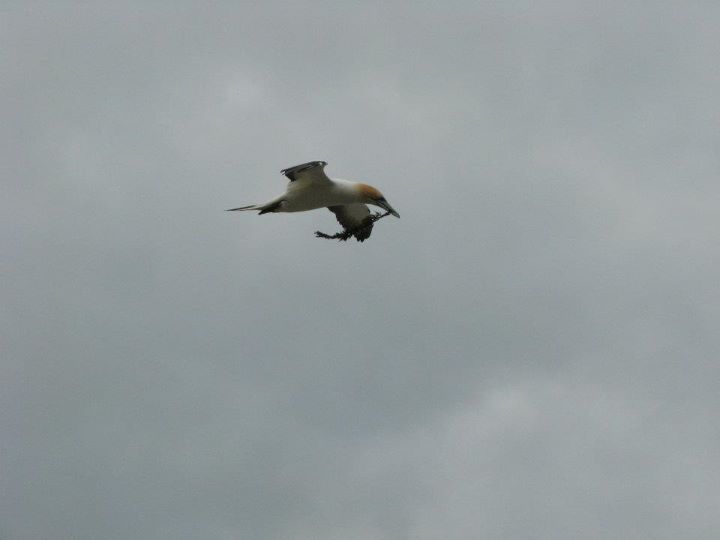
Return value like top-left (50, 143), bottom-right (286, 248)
top-left (328, 204), bottom-right (374, 242)
top-left (281, 161), bottom-right (331, 184)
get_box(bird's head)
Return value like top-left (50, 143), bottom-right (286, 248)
top-left (358, 184), bottom-right (400, 218)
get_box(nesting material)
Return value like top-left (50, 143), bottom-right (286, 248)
top-left (315, 211), bottom-right (392, 241)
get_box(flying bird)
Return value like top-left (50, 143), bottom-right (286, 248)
top-left (227, 161), bottom-right (400, 242)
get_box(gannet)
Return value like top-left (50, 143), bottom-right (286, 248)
top-left (227, 161), bottom-right (400, 242)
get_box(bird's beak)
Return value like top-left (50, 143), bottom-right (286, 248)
top-left (378, 200), bottom-right (400, 218)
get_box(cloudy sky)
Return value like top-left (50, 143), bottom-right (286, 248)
top-left (3, 2), bottom-right (720, 539)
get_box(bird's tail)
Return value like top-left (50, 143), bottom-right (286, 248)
top-left (226, 199), bottom-right (283, 214)
top-left (226, 204), bottom-right (260, 212)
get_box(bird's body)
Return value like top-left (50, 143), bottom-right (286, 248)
top-left (228, 161), bottom-right (399, 242)
top-left (264, 178), bottom-right (363, 213)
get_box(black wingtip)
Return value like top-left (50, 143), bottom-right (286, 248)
top-left (280, 160), bottom-right (328, 180)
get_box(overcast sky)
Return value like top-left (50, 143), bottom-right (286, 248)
top-left (3, 2), bottom-right (720, 539)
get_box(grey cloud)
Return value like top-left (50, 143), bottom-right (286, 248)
top-left (2, 2), bottom-right (719, 539)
